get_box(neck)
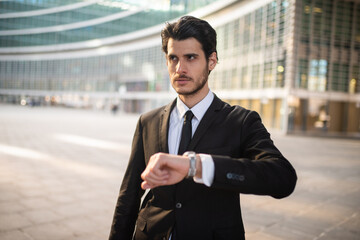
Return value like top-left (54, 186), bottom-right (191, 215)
top-left (179, 86), bottom-right (209, 109)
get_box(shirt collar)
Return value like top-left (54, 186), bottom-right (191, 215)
top-left (176, 90), bottom-right (214, 122)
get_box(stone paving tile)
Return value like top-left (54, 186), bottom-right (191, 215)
top-left (0, 190), bottom-right (22, 202)
top-left (0, 213), bottom-right (33, 231)
top-left (59, 216), bottom-right (105, 236)
top-left (0, 230), bottom-right (33, 240)
top-left (316, 230), bottom-right (359, 240)
top-left (21, 209), bottom-right (64, 225)
top-left (314, 212), bottom-right (359, 240)
top-left (273, 216), bottom-right (330, 238)
top-left (69, 233), bottom-right (105, 240)
top-left (19, 197), bottom-right (55, 210)
top-left (22, 222), bottom-right (74, 240)
top-left (0, 201), bottom-right (27, 214)
top-left (52, 202), bottom-right (94, 219)
top-left (246, 231), bottom-right (282, 240)
top-left (46, 193), bottom-right (78, 205)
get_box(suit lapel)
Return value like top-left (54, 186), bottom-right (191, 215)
top-left (188, 95), bottom-right (224, 150)
top-left (158, 99), bottom-right (177, 198)
top-left (159, 99), bottom-right (177, 153)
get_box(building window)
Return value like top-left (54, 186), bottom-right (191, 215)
top-left (332, 63), bottom-right (349, 92)
top-left (308, 59), bottom-right (327, 92)
top-left (254, 8), bottom-right (263, 51)
top-left (263, 62), bottom-right (273, 88)
top-left (240, 66), bottom-right (248, 89)
top-left (297, 59), bottom-right (308, 89)
top-left (251, 64), bottom-right (260, 88)
top-left (276, 60), bottom-right (285, 87)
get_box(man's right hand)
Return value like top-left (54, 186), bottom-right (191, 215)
top-left (140, 153), bottom-right (189, 189)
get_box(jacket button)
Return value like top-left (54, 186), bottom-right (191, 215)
top-left (176, 202), bottom-right (182, 209)
top-left (226, 173), bottom-right (233, 179)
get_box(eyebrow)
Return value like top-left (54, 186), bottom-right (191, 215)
top-left (167, 53), bottom-right (199, 57)
top-left (184, 53), bottom-right (199, 58)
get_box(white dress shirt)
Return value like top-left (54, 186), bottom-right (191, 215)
top-left (168, 90), bottom-right (215, 187)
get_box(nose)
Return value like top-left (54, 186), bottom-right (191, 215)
top-left (176, 60), bottom-right (186, 74)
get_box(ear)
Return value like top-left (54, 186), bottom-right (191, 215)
top-left (208, 52), bottom-right (217, 71)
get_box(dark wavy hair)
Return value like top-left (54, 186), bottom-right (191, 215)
top-left (161, 16), bottom-right (218, 62)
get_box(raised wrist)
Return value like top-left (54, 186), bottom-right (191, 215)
top-left (183, 151), bottom-right (196, 178)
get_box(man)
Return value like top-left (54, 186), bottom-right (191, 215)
top-left (109, 16), bottom-right (297, 240)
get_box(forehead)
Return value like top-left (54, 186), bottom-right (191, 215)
top-left (167, 38), bottom-right (204, 56)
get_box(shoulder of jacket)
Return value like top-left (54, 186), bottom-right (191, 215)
top-left (140, 105), bottom-right (166, 121)
top-left (222, 103), bottom-right (262, 122)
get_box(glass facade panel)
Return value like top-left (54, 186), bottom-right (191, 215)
top-left (334, 1), bottom-right (353, 48)
top-left (266, 1), bottom-right (276, 47)
top-left (308, 59), bottom-right (327, 91)
top-left (0, 0), bottom-right (218, 47)
top-left (263, 62), bottom-right (274, 88)
top-left (350, 64), bottom-right (360, 93)
top-left (301, 0), bottom-right (311, 43)
top-left (242, 14), bottom-right (251, 54)
top-left (355, 4), bottom-right (360, 50)
top-left (253, 8), bottom-right (263, 51)
top-left (0, 0), bottom-right (81, 13)
top-left (0, 4), bottom-right (124, 30)
top-left (332, 63), bottom-right (349, 92)
top-left (251, 64), bottom-right (261, 88)
top-left (297, 59), bottom-right (309, 89)
top-left (240, 66), bottom-right (248, 89)
top-left (0, 45), bottom-right (168, 93)
top-left (276, 60), bottom-right (285, 87)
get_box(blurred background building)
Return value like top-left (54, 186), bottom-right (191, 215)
top-left (0, 0), bottom-right (359, 137)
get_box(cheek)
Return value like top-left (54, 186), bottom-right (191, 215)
top-left (167, 66), bottom-right (174, 76)
top-left (167, 63), bottom-right (175, 73)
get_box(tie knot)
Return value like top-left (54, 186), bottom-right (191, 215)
top-left (184, 110), bottom-right (194, 122)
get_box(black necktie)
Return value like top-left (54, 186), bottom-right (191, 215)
top-left (178, 110), bottom-right (194, 155)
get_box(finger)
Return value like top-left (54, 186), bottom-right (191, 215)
top-left (143, 174), bottom-right (169, 187)
top-left (141, 180), bottom-right (166, 190)
top-left (142, 167), bottom-right (169, 181)
top-left (141, 181), bottom-right (151, 190)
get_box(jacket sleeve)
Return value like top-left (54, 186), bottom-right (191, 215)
top-left (211, 111), bottom-right (297, 199)
top-left (109, 118), bottom-right (146, 240)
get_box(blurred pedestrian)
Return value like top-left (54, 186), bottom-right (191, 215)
top-left (111, 104), bottom-right (118, 115)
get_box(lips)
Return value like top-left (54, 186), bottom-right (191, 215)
top-left (175, 75), bottom-right (191, 82)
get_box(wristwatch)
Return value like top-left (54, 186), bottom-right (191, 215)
top-left (183, 151), bottom-right (197, 178)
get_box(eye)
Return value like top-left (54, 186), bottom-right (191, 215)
top-left (187, 55), bottom-right (195, 60)
top-left (168, 55), bottom-right (177, 62)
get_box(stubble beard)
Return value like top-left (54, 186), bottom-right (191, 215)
top-left (173, 66), bottom-right (209, 97)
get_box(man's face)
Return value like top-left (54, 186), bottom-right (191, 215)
top-left (166, 38), bottom-right (216, 97)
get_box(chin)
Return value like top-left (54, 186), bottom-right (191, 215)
top-left (174, 86), bottom-right (191, 94)
top-left (176, 89), bottom-right (197, 96)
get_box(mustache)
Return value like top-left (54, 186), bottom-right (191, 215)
top-left (174, 75), bottom-right (191, 80)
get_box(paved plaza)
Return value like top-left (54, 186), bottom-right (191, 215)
top-left (0, 104), bottom-right (359, 240)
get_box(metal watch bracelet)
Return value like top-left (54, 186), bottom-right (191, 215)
top-left (183, 151), bottom-right (196, 178)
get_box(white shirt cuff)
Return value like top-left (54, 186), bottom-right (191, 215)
top-left (193, 154), bottom-right (214, 187)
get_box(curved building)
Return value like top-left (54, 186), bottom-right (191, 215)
top-left (1, 0), bottom-right (359, 137)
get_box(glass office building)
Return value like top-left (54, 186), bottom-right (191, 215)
top-left (1, 0), bottom-right (359, 137)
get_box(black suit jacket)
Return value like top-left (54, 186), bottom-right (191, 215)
top-left (109, 95), bottom-right (297, 240)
